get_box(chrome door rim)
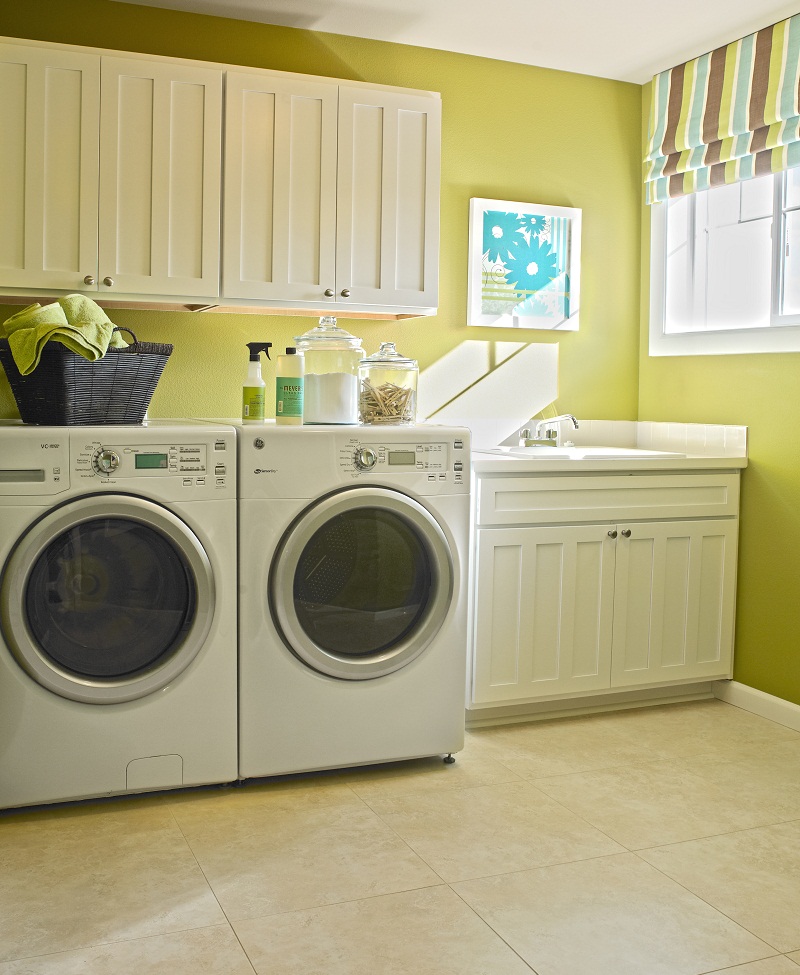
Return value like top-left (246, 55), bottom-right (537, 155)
top-left (0, 495), bottom-right (215, 704)
top-left (270, 487), bottom-right (454, 680)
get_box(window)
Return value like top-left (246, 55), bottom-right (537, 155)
top-left (649, 170), bottom-right (800, 355)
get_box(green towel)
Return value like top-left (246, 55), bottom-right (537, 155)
top-left (1, 294), bottom-right (128, 376)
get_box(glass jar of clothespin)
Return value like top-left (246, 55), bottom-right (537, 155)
top-left (358, 342), bottom-right (418, 425)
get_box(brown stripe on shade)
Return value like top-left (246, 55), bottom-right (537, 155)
top-left (750, 122), bottom-right (770, 153)
top-left (709, 161), bottom-right (728, 187)
top-left (703, 46), bottom-right (727, 144)
top-left (661, 64), bottom-right (685, 155)
top-left (669, 172), bottom-right (684, 196)
top-left (705, 138), bottom-right (723, 165)
top-left (749, 23), bottom-right (774, 131)
top-left (662, 151), bottom-right (682, 176)
top-left (755, 147), bottom-right (775, 175)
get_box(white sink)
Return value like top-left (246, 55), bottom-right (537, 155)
top-left (479, 446), bottom-right (687, 460)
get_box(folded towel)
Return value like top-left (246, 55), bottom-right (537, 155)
top-left (1, 295), bottom-right (128, 375)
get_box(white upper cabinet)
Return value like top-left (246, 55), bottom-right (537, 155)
top-left (336, 86), bottom-right (440, 309)
top-left (0, 37), bottom-right (439, 314)
top-left (223, 71), bottom-right (338, 303)
top-left (0, 43), bottom-right (100, 292)
top-left (224, 71), bottom-right (441, 313)
top-left (0, 44), bottom-right (222, 299)
top-left (98, 58), bottom-right (222, 298)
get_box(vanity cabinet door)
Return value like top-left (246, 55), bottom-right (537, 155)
top-left (98, 57), bottom-right (222, 298)
top-left (471, 525), bottom-right (615, 705)
top-left (223, 71), bottom-right (338, 303)
top-left (610, 519), bottom-right (738, 687)
top-left (0, 44), bottom-right (100, 292)
top-left (335, 86), bottom-right (440, 310)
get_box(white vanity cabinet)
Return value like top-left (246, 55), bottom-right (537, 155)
top-left (223, 71), bottom-right (440, 314)
top-left (469, 471), bottom-right (740, 708)
top-left (0, 44), bottom-right (222, 299)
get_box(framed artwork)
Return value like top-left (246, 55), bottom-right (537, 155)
top-left (467, 198), bottom-right (581, 329)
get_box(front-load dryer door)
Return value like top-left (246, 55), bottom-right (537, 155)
top-left (0, 495), bottom-right (215, 704)
top-left (270, 487), bottom-right (454, 680)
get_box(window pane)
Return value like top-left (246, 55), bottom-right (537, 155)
top-left (705, 181), bottom-right (741, 228)
top-left (740, 173), bottom-right (774, 221)
top-left (783, 209), bottom-right (800, 313)
top-left (706, 219), bottom-right (772, 329)
top-left (786, 167), bottom-right (800, 210)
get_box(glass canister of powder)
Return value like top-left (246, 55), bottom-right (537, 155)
top-left (295, 317), bottom-right (364, 424)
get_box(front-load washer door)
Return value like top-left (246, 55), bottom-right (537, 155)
top-left (0, 495), bottom-right (215, 704)
top-left (270, 487), bottom-right (454, 680)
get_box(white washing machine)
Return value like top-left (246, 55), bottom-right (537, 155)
top-left (0, 420), bottom-right (238, 809)
top-left (237, 423), bottom-right (471, 779)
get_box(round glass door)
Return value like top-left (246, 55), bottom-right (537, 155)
top-left (270, 487), bottom-right (454, 679)
top-left (0, 496), bottom-right (215, 704)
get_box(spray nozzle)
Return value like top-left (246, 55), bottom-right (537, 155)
top-left (246, 342), bottom-right (272, 361)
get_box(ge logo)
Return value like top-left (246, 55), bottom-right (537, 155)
top-left (254, 438), bottom-right (265, 449)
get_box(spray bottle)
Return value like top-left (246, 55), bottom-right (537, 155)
top-left (242, 342), bottom-right (272, 422)
top-left (275, 347), bottom-right (304, 425)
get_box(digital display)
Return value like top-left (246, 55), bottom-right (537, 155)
top-left (135, 453), bottom-right (168, 470)
top-left (388, 450), bottom-right (416, 466)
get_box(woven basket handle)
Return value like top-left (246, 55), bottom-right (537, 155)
top-left (112, 326), bottom-right (139, 350)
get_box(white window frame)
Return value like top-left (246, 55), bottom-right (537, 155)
top-left (649, 172), bottom-right (800, 356)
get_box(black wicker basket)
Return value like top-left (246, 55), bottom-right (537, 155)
top-left (0, 327), bottom-right (173, 425)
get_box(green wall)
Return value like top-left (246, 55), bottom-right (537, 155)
top-left (638, 88), bottom-right (800, 707)
top-left (0, 0), bottom-right (642, 422)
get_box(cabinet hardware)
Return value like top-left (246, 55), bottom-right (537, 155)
top-left (103, 276), bottom-right (114, 287)
top-left (621, 528), bottom-right (632, 537)
top-left (340, 289), bottom-right (351, 298)
top-left (83, 275), bottom-right (95, 286)
top-left (608, 530), bottom-right (618, 538)
top-left (324, 289), bottom-right (334, 297)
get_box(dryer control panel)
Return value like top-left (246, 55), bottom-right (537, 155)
top-left (339, 435), bottom-right (467, 487)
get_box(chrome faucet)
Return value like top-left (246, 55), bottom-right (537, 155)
top-left (521, 414), bottom-right (579, 447)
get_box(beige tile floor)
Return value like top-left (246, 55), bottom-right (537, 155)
top-left (2, 699), bottom-right (800, 974)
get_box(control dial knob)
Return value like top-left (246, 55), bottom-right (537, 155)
top-left (93, 448), bottom-right (120, 475)
top-left (354, 446), bottom-right (378, 471)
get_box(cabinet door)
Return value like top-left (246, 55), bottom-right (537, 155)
top-left (98, 57), bottom-right (222, 298)
top-left (0, 44), bottom-right (99, 292)
top-left (610, 519), bottom-right (738, 687)
top-left (223, 71), bottom-right (338, 302)
top-left (336, 87), bottom-right (440, 309)
top-left (471, 525), bottom-right (615, 705)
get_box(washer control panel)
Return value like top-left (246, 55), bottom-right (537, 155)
top-left (77, 442), bottom-right (214, 479)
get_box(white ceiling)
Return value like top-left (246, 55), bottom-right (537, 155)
top-left (115, 0), bottom-right (800, 83)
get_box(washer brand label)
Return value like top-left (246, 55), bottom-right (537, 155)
top-left (40, 443), bottom-right (61, 449)
top-left (253, 468), bottom-right (277, 474)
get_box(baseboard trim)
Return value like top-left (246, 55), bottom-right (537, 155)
top-left (712, 680), bottom-right (800, 732)
top-left (465, 683), bottom-right (716, 729)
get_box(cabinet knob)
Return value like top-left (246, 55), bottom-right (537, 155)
top-left (103, 276), bottom-right (114, 287)
top-left (340, 289), bottom-right (351, 298)
top-left (83, 275), bottom-right (96, 286)
top-left (621, 528), bottom-right (632, 537)
top-left (324, 288), bottom-right (335, 297)
top-left (607, 530), bottom-right (618, 538)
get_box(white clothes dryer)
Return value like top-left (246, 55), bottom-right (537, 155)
top-left (0, 420), bottom-right (238, 809)
top-left (237, 423), bottom-right (471, 779)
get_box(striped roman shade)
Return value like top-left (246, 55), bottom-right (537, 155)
top-left (645, 14), bottom-right (800, 203)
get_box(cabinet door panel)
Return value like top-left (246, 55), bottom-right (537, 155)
top-left (610, 519), bottom-right (737, 687)
top-left (336, 87), bottom-right (440, 309)
top-left (223, 71), bottom-right (338, 301)
top-left (0, 44), bottom-right (99, 291)
top-left (99, 57), bottom-right (221, 297)
top-left (471, 526), bottom-right (614, 705)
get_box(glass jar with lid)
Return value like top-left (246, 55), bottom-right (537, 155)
top-left (294, 317), bottom-right (364, 424)
top-left (358, 342), bottom-right (418, 424)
